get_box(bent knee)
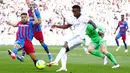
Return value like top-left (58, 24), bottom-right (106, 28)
top-left (88, 49), bottom-right (93, 53)
top-left (101, 50), bottom-right (107, 54)
top-left (13, 44), bottom-right (21, 48)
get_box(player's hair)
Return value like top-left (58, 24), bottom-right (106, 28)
top-left (21, 13), bottom-right (27, 16)
top-left (72, 5), bottom-right (81, 11)
top-left (121, 14), bottom-right (124, 16)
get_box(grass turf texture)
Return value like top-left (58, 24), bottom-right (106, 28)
top-left (0, 45), bottom-right (130, 73)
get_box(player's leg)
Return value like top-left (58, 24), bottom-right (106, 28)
top-left (88, 42), bottom-right (107, 65)
top-left (82, 38), bottom-right (89, 54)
top-left (88, 42), bottom-right (104, 58)
top-left (100, 42), bottom-right (120, 68)
top-left (49, 35), bottom-right (83, 71)
top-left (115, 33), bottom-right (121, 51)
top-left (17, 49), bottom-right (25, 62)
top-left (34, 32), bottom-right (52, 61)
top-left (8, 40), bottom-right (24, 59)
top-left (56, 53), bottom-right (67, 72)
top-left (122, 35), bottom-right (128, 52)
top-left (24, 40), bottom-right (38, 65)
top-left (49, 41), bottom-right (68, 65)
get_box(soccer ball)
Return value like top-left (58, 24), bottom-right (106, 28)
top-left (36, 60), bottom-right (46, 70)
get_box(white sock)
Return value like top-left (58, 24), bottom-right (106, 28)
top-left (83, 46), bottom-right (89, 54)
top-left (54, 47), bottom-right (66, 63)
top-left (61, 53), bottom-right (67, 69)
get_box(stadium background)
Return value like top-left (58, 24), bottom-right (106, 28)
top-left (0, 0), bottom-right (130, 45)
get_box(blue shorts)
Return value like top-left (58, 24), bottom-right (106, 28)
top-left (14, 39), bottom-right (35, 54)
top-left (116, 32), bottom-right (126, 41)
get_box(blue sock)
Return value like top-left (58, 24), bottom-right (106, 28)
top-left (41, 43), bottom-right (49, 54)
top-left (115, 39), bottom-right (119, 46)
top-left (12, 48), bottom-right (18, 54)
top-left (123, 41), bottom-right (128, 50)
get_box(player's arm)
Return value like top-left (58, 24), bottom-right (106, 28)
top-left (114, 22), bottom-right (120, 34)
top-left (87, 20), bottom-right (104, 37)
top-left (98, 30), bottom-right (104, 38)
top-left (32, 9), bottom-right (39, 25)
top-left (87, 20), bottom-right (97, 29)
top-left (36, 10), bottom-right (42, 24)
top-left (7, 20), bottom-right (18, 27)
top-left (52, 15), bottom-right (72, 29)
top-left (125, 22), bottom-right (129, 31)
top-left (52, 24), bottom-right (72, 29)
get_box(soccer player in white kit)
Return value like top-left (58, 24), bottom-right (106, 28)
top-left (49, 5), bottom-right (97, 72)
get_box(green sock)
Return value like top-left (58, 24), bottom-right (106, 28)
top-left (91, 50), bottom-right (104, 58)
top-left (106, 52), bottom-right (117, 65)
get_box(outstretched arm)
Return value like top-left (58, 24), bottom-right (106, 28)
top-left (52, 24), bottom-right (72, 29)
top-left (7, 20), bottom-right (18, 27)
top-left (51, 14), bottom-right (72, 29)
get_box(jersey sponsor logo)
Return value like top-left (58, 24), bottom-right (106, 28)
top-left (19, 25), bottom-right (29, 27)
top-left (120, 25), bottom-right (125, 27)
top-left (29, 17), bottom-right (34, 21)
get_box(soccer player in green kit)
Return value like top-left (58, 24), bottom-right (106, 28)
top-left (86, 24), bottom-right (120, 68)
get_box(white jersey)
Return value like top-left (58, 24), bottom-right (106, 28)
top-left (67, 14), bottom-right (89, 38)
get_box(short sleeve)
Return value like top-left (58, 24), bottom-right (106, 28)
top-left (66, 16), bottom-right (74, 25)
top-left (35, 10), bottom-right (41, 18)
top-left (125, 21), bottom-right (128, 27)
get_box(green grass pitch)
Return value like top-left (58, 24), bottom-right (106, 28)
top-left (0, 45), bottom-right (130, 73)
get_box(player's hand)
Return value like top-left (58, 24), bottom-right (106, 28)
top-left (31, 7), bottom-right (35, 13)
top-left (98, 31), bottom-right (104, 38)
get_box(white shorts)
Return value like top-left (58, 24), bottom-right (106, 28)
top-left (66, 34), bottom-right (84, 50)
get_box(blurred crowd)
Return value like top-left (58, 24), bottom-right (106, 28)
top-left (0, 0), bottom-right (130, 45)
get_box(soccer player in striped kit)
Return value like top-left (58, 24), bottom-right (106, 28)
top-left (17, 1), bottom-right (52, 62)
top-left (114, 14), bottom-right (128, 52)
top-left (8, 11), bottom-right (39, 66)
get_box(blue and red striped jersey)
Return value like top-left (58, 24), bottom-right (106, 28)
top-left (16, 21), bottom-right (34, 41)
top-left (118, 21), bottom-right (128, 34)
top-left (28, 9), bottom-right (42, 32)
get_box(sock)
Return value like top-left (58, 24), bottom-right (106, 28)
top-left (12, 48), bottom-right (18, 54)
top-left (115, 39), bottom-right (119, 46)
top-left (82, 39), bottom-right (86, 46)
top-left (91, 50), bottom-right (104, 58)
top-left (83, 46), bottom-right (89, 54)
top-left (105, 52), bottom-right (117, 65)
top-left (54, 47), bottom-right (66, 63)
top-left (22, 51), bottom-right (26, 56)
top-left (123, 41), bottom-right (128, 50)
top-left (33, 59), bottom-right (38, 66)
top-left (41, 43), bottom-right (49, 54)
top-left (61, 53), bottom-right (67, 69)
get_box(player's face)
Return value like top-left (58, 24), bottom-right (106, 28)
top-left (28, 2), bottom-right (34, 9)
top-left (72, 8), bottom-right (80, 17)
top-left (121, 15), bottom-right (124, 20)
top-left (21, 15), bottom-right (28, 23)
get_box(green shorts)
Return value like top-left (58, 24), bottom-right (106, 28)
top-left (89, 39), bottom-right (107, 50)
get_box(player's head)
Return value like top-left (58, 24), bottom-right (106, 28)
top-left (21, 13), bottom-right (28, 23)
top-left (72, 5), bottom-right (81, 18)
top-left (28, 1), bottom-right (37, 10)
top-left (121, 14), bottom-right (124, 21)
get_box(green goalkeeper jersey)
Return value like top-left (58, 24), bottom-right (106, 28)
top-left (85, 24), bottom-right (105, 42)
